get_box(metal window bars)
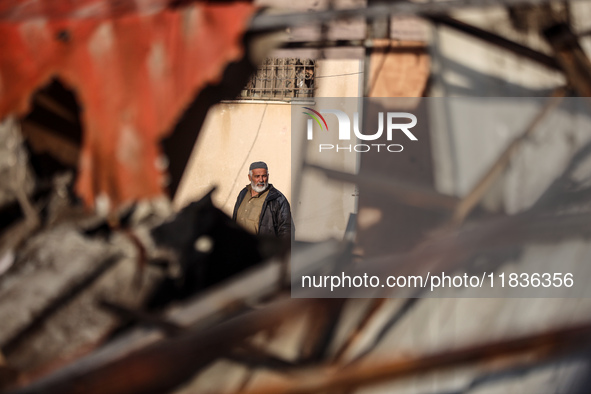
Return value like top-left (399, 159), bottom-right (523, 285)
top-left (239, 58), bottom-right (316, 101)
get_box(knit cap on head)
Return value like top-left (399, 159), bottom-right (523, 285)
top-left (249, 161), bottom-right (268, 171)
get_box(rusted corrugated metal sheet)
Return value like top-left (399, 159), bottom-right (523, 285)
top-left (0, 0), bottom-right (255, 210)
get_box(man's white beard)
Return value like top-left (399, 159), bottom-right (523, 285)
top-left (251, 181), bottom-right (268, 193)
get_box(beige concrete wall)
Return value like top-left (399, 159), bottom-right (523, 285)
top-left (315, 60), bottom-right (363, 97)
top-left (174, 59), bottom-right (362, 241)
top-left (293, 59), bottom-right (362, 241)
top-left (174, 102), bottom-right (292, 215)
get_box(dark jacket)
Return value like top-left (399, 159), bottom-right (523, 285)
top-left (232, 184), bottom-right (293, 239)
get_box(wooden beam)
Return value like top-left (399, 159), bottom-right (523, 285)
top-left (236, 322), bottom-right (591, 394)
top-left (544, 23), bottom-right (591, 97)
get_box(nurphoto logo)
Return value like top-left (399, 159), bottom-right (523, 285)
top-left (303, 108), bottom-right (418, 153)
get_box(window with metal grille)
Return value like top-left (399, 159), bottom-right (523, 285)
top-left (239, 58), bottom-right (316, 101)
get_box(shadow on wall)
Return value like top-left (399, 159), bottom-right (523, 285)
top-left (432, 54), bottom-right (562, 97)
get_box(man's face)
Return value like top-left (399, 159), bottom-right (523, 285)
top-left (249, 168), bottom-right (269, 193)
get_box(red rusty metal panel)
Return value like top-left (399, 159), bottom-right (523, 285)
top-left (0, 1), bottom-right (255, 210)
top-left (0, 0), bottom-right (194, 21)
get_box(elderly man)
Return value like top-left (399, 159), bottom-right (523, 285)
top-left (232, 161), bottom-right (293, 239)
